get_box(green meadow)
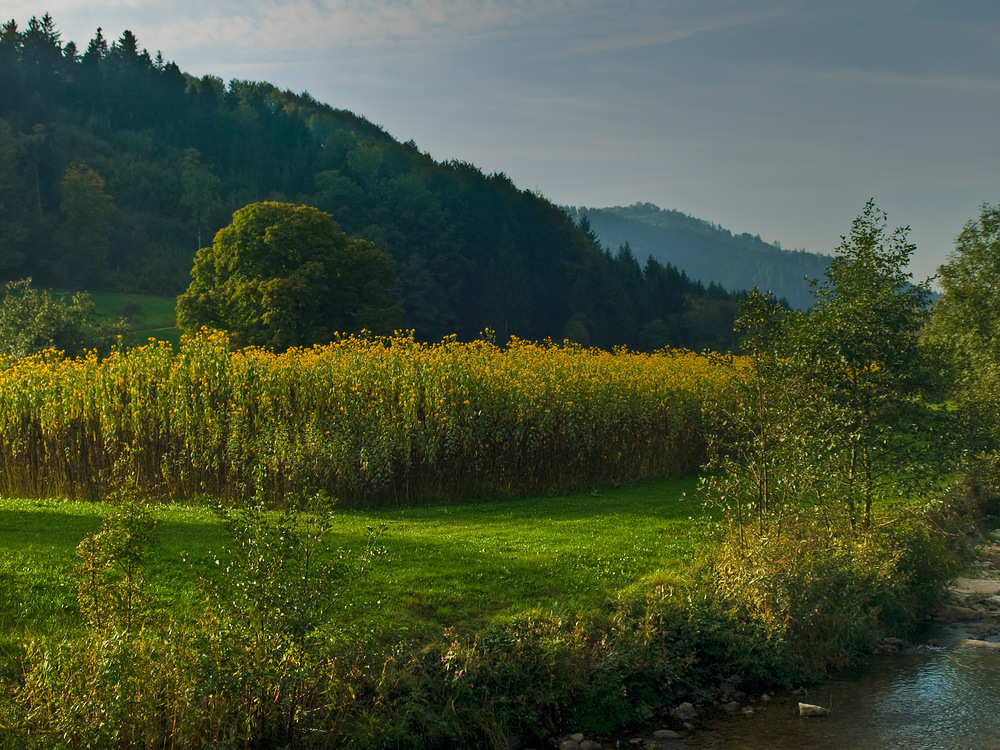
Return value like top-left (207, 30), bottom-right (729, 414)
top-left (0, 477), bottom-right (709, 650)
top-left (86, 291), bottom-right (181, 347)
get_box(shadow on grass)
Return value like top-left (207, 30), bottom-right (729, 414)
top-left (0, 477), bottom-right (719, 643)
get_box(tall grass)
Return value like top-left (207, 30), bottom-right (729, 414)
top-left (0, 331), bottom-right (733, 505)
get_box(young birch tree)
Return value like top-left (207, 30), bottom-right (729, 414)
top-left (789, 200), bottom-right (933, 529)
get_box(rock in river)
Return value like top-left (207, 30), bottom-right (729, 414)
top-left (798, 702), bottom-right (830, 717)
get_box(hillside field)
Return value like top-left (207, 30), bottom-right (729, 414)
top-left (86, 291), bottom-right (181, 347)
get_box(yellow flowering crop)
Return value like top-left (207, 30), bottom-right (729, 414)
top-left (0, 330), bottom-right (739, 506)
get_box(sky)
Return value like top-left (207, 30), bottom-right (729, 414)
top-left (8, 0), bottom-right (1000, 281)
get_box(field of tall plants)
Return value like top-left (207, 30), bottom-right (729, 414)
top-left (0, 330), bottom-right (735, 506)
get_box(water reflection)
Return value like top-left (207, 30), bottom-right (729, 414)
top-left (682, 646), bottom-right (1000, 749)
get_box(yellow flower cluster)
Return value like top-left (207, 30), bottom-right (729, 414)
top-left (0, 330), bottom-right (737, 505)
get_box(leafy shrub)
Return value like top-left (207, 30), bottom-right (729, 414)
top-left (697, 512), bottom-right (958, 686)
top-left (10, 490), bottom-right (200, 749)
top-left (0, 278), bottom-right (127, 362)
top-left (13, 624), bottom-right (208, 750)
top-left (190, 491), bottom-right (384, 747)
top-left (75, 489), bottom-right (158, 633)
top-left (10, 491), bottom-right (384, 749)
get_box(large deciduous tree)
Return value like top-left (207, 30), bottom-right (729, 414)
top-left (176, 202), bottom-right (400, 349)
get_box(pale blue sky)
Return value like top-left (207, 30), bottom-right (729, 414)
top-left (10, 1), bottom-right (1000, 281)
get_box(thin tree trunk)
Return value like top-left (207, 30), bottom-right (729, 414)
top-left (863, 446), bottom-right (873, 528)
top-left (847, 446), bottom-right (857, 532)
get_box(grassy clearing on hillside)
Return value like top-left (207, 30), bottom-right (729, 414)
top-left (87, 292), bottom-right (177, 329)
top-left (86, 291), bottom-right (181, 346)
top-left (0, 477), bottom-right (710, 647)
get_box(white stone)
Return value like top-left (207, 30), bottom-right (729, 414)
top-left (951, 577), bottom-right (1000, 596)
top-left (953, 638), bottom-right (1000, 651)
top-left (798, 702), bottom-right (830, 717)
top-left (671, 701), bottom-right (697, 720)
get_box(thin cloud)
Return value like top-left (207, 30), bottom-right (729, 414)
top-left (798, 64), bottom-right (1000, 95)
top-left (547, 27), bottom-right (709, 56)
top-left (4, 0), bottom-right (578, 60)
top-left (145, 0), bottom-right (578, 56)
top-left (541, 9), bottom-right (781, 59)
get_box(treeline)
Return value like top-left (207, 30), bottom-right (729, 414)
top-left (567, 203), bottom-right (831, 310)
top-left (0, 14), bottom-right (744, 351)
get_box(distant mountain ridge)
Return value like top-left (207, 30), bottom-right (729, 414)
top-left (565, 203), bottom-right (832, 310)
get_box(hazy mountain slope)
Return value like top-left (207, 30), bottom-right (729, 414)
top-left (567, 204), bottom-right (831, 310)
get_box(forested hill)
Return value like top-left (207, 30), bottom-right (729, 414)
top-left (0, 14), bottom-right (747, 351)
top-left (566, 204), bottom-right (832, 310)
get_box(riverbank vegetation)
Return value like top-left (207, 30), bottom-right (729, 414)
top-left (0, 476), bottom-right (981, 749)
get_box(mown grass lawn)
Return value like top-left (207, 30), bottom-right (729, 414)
top-left (0, 478), bottom-right (715, 652)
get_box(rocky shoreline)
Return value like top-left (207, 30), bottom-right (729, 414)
top-left (520, 528), bottom-right (1000, 750)
top-left (932, 530), bottom-right (1000, 645)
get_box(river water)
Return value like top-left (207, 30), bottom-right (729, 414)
top-left (678, 627), bottom-right (1000, 750)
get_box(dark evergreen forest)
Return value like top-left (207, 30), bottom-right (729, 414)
top-left (0, 14), bottom-right (749, 351)
top-left (566, 204), bottom-right (832, 310)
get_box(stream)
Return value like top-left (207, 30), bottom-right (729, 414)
top-left (563, 541), bottom-right (1000, 750)
top-left (677, 613), bottom-right (1000, 749)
